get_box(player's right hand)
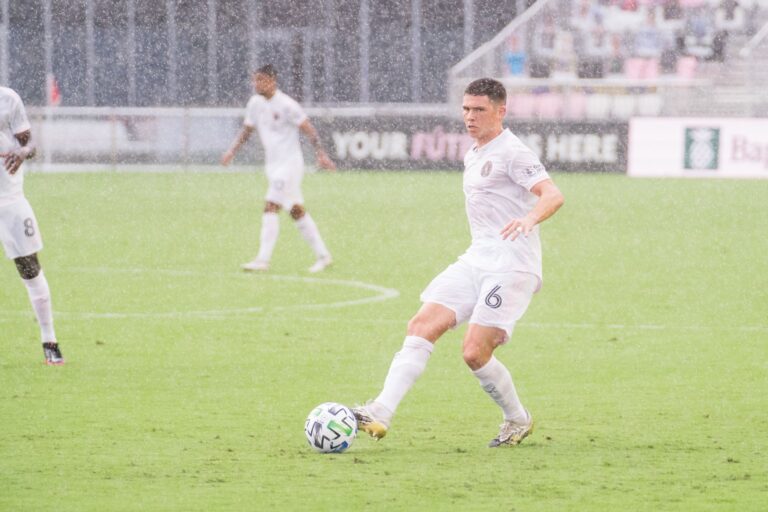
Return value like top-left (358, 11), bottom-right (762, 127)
top-left (501, 213), bottom-right (537, 241)
top-left (316, 151), bottom-right (336, 172)
top-left (1, 147), bottom-right (29, 175)
top-left (220, 150), bottom-right (234, 167)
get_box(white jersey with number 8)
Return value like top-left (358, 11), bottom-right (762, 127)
top-left (0, 87), bottom-right (32, 208)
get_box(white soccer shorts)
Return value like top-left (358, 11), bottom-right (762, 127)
top-left (0, 197), bottom-right (43, 259)
top-left (264, 164), bottom-right (305, 209)
top-left (420, 259), bottom-right (538, 340)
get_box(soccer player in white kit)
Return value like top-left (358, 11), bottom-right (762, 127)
top-left (353, 78), bottom-right (564, 447)
top-left (221, 64), bottom-right (335, 273)
top-left (0, 86), bottom-right (63, 365)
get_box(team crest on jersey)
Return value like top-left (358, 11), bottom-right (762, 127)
top-left (523, 164), bottom-right (544, 177)
top-left (480, 161), bottom-right (493, 177)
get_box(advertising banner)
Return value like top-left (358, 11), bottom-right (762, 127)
top-left (315, 117), bottom-right (627, 173)
top-left (28, 107), bottom-right (628, 172)
top-left (628, 118), bottom-right (768, 179)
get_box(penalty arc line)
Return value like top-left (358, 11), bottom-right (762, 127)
top-left (0, 267), bottom-right (400, 320)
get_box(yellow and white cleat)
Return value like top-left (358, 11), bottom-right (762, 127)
top-left (488, 410), bottom-right (534, 447)
top-left (351, 404), bottom-right (388, 440)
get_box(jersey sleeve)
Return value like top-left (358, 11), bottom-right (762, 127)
top-left (243, 96), bottom-right (258, 127)
top-left (285, 98), bottom-right (308, 127)
top-left (8, 90), bottom-right (31, 135)
top-left (508, 149), bottom-right (549, 190)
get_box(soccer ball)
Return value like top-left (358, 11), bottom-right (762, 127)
top-left (304, 402), bottom-right (358, 453)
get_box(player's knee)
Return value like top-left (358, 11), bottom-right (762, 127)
top-left (14, 254), bottom-right (41, 280)
top-left (462, 332), bottom-right (502, 369)
top-left (264, 202), bottom-right (281, 214)
top-left (406, 314), bottom-right (447, 340)
top-left (462, 342), bottom-right (489, 369)
top-left (290, 204), bottom-right (305, 220)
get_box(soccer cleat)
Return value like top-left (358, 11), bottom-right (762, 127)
top-left (43, 342), bottom-right (65, 366)
top-left (488, 410), bottom-right (534, 447)
top-left (308, 255), bottom-right (332, 273)
top-left (241, 259), bottom-right (270, 272)
top-left (351, 404), bottom-right (388, 440)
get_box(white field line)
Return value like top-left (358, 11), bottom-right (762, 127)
top-left (0, 267), bottom-right (399, 320)
top-left (2, 267), bottom-right (766, 332)
top-left (247, 316), bottom-right (768, 333)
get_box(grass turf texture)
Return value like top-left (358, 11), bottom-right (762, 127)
top-left (1, 170), bottom-right (766, 511)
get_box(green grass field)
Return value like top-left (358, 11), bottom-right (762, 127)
top-left (1, 170), bottom-right (767, 511)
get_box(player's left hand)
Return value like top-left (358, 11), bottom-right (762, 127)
top-left (501, 214), bottom-right (537, 241)
top-left (316, 151), bottom-right (337, 172)
top-left (1, 147), bottom-right (29, 175)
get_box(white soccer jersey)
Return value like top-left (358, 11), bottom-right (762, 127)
top-left (244, 90), bottom-right (308, 177)
top-left (0, 87), bottom-right (31, 207)
top-left (459, 128), bottom-right (550, 282)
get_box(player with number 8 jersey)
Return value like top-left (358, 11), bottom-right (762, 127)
top-left (352, 78), bottom-right (564, 447)
top-left (0, 86), bottom-right (63, 365)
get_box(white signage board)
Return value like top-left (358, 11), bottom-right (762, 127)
top-left (628, 118), bottom-right (768, 179)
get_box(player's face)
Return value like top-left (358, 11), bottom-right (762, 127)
top-left (252, 73), bottom-right (276, 97)
top-left (462, 94), bottom-right (506, 144)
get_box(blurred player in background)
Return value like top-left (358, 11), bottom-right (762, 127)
top-left (0, 86), bottom-right (63, 365)
top-left (354, 78), bottom-right (564, 447)
top-left (221, 64), bottom-right (335, 273)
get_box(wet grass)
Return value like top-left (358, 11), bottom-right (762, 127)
top-left (1, 170), bottom-right (767, 511)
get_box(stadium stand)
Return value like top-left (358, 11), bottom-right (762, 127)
top-left (450, 0), bottom-right (768, 119)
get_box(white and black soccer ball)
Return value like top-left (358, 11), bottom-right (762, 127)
top-left (304, 402), bottom-right (358, 453)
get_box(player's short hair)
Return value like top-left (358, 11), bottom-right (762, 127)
top-left (464, 78), bottom-right (506, 105)
top-left (255, 64), bottom-right (277, 79)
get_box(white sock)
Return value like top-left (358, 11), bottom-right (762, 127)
top-left (23, 271), bottom-right (56, 343)
top-left (373, 336), bottom-right (434, 426)
top-left (256, 212), bottom-right (279, 262)
top-left (294, 213), bottom-right (330, 259)
top-left (472, 356), bottom-right (527, 423)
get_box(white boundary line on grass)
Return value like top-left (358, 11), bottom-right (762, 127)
top-left (0, 267), bottom-right (400, 320)
top-left (2, 267), bottom-right (766, 332)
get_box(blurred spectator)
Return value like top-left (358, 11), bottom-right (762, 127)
top-left (531, 11), bottom-right (559, 77)
top-left (634, 9), bottom-right (665, 59)
top-left (554, 29), bottom-right (576, 74)
top-left (684, 5), bottom-right (715, 59)
top-left (504, 35), bottom-right (527, 76)
top-left (578, 21), bottom-right (612, 77)
top-left (608, 32), bottom-right (628, 74)
top-left (572, 0), bottom-right (605, 32)
top-left (715, 0), bottom-right (744, 31)
top-left (626, 8), bottom-right (665, 77)
top-left (711, 0), bottom-right (745, 60)
top-left (663, 0), bottom-right (684, 21)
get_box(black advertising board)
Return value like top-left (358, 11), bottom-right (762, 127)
top-left (314, 117), bottom-right (628, 173)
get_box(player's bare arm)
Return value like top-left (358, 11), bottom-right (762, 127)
top-left (1, 130), bottom-right (35, 175)
top-left (299, 119), bottom-right (336, 171)
top-left (501, 179), bottom-right (564, 241)
top-left (221, 125), bottom-right (255, 166)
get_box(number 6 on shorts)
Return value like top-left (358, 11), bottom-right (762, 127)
top-left (485, 285), bottom-right (502, 309)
